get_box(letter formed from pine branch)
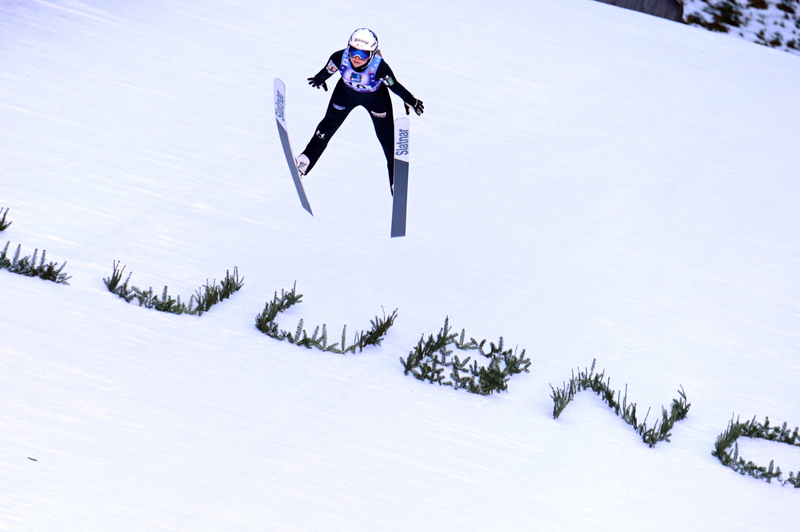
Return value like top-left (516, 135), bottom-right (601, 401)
top-left (400, 316), bottom-right (531, 395)
top-left (104, 262), bottom-right (242, 315)
top-left (549, 359), bottom-right (690, 448)
top-left (712, 415), bottom-right (800, 488)
top-left (255, 283), bottom-right (397, 354)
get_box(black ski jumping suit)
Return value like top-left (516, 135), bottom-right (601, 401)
top-left (301, 49), bottom-right (420, 189)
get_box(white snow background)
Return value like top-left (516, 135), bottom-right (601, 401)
top-left (2, 0), bottom-right (800, 530)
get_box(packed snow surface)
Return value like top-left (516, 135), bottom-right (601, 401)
top-left (2, 0), bottom-right (800, 530)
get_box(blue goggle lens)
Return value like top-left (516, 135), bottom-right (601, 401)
top-left (349, 48), bottom-right (370, 61)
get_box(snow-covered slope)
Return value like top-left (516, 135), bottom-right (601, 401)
top-left (2, 0), bottom-right (799, 530)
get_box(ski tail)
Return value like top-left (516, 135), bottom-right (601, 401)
top-left (274, 78), bottom-right (313, 215)
top-left (391, 117), bottom-right (409, 238)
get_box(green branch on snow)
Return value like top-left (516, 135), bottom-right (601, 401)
top-left (1, 241), bottom-right (71, 284)
top-left (400, 316), bottom-right (531, 395)
top-left (255, 282), bottom-right (397, 354)
top-left (713, 415), bottom-right (800, 488)
top-left (0, 208), bottom-right (11, 231)
top-left (103, 261), bottom-right (243, 316)
top-left (549, 360), bottom-right (690, 448)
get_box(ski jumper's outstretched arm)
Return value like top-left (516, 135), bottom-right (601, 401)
top-left (307, 51), bottom-right (343, 92)
top-left (374, 61), bottom-right (424, 116)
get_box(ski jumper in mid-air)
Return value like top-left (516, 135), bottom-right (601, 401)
top-left (295, 28), bottom-right (424, 194)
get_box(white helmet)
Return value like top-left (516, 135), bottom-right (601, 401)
top-left (348, 28), bottom-right (378, 59)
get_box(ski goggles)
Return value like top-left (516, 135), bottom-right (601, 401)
top-left (348, 48), bottom-right (371, 61)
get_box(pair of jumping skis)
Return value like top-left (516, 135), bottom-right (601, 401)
top-left (273, 78), bottom-right (409, 238)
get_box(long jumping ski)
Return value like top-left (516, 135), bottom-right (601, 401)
top-left (391, 117), bottom-right (410, 238)
top-left (274, 78), bottom-right (313, 215)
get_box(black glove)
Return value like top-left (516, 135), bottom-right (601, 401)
top-left (308, 77), bottom-right (328, 91)
top-left (404, 99), bottom-right (424, 116)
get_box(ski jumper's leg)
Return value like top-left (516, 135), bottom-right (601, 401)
top-left (302, 80), bottom-right (356, 174)
top-left (365, 88), bottom-right (396, 190)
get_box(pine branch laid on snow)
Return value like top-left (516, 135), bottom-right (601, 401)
top-left (255, 282), bottom-right (397, 354)
top-left (189, 268), bottom-right (244, 316)
top-left (713, 415), bottom-right (800, 488)
top-left (0, 208), bottom-right (11, 232)
top-left (549, 360), bottom-right (690, 447)
top-left (400, 316), bottom-right (531, 395)
top-left (1, 241), bottom-right (71, 284)
top-left (103, 261), bottom-right (243, 315)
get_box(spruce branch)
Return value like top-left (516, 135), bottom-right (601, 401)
top-left (0, 241), bottom-right (10, 270)
top-left (358, 307), bottom-right (398, 351)
top-left (104, 261), bottom-right (135, 302)
top-left (104, 262), bottom-right (241, 315)
top-left (712, 415), bottom-right (800, 488)
top-left (549, 360), bottom-right (690, 448)
top-left (1, 242), bottom-right (71, 284)
top-left (189, 267), bottom-right (244, 315)
top-left (0, 208), bottom-right (11, 231)
top-left (400, 316), bottom-right (530, 395)
top-left (255, 283), bottom-right (396, 355)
